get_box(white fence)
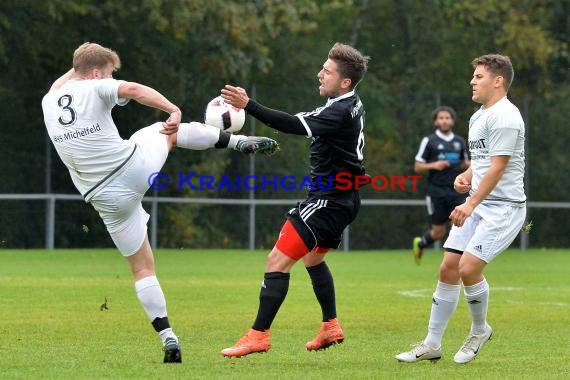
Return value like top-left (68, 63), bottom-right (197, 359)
top-left (2, 193), bottom-right (569, 250)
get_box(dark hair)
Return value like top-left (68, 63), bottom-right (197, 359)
top-left (432, 106), bottom-right (456, 121)
top-left (471, 54), bottom-right (514, 91)
top-left (328, 43), bottom-right (369, 89)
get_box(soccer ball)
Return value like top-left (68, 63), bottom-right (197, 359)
top-left (204, 96), bottom-right (246, 133)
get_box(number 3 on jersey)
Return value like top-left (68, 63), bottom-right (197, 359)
top-left (57, 94), bottom-right (77, 126)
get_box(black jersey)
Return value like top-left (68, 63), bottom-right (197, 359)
top-left (415, 130), bottom-right (468, 196)
top-left (244, 90), bottom-right (366, 196)
top-left (296, 91), bottom-right (366, 194)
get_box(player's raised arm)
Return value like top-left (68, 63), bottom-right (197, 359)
top-left (221, 85), bottom-right (307, 135)
top-left (48, 68), bottom-right (75, 91)
top-left (220, 85), bottom-right (250, 109)
top-left (118, 81), bottom-right (181, 135)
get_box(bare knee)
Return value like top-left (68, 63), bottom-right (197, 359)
top-left (458, 262), bottom-right (484, 285)
top-left (438, 253), bottom-right (461, 284)
top-left (303, 251), bottom-right (326, 267)
top-left (266, 247), bottom-right (297, 273)
top-left (131, 265), bottom-right (154, 280)
top-left (439, 263), bottom-right (459, 283)
top-left (127, 237), bottom-right (156, 280)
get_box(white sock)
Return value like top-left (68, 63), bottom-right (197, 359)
top-left (176, 122), bottom-right (221, 150)
top-left (424, 281), bottom-right (461, 348)
top-left (228, 134), bottom-right (246, 150)
top-left (135, 276), bottom-right (178, 344)
top-left (176, 122), bottom-right (246, 150)
top-left (464, 278), bottom-right (489, 335)
top-left (135, 275), bottom-right (168, 321)
top-left (159, 328), bottom-right (178, 344)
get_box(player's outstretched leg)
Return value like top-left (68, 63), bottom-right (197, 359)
top-left (306, 318), bottom-right (345, 351)
top-left (174, 122), bottom-right (279, 156)
top-left (235, 136), bottom-right (280, 156)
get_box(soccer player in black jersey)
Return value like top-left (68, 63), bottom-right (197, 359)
top-left (412, 106), bottom-right (470, 264)
top-left (219, 43), bottom-right (369, 357)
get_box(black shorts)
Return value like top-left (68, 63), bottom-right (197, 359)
top-left (426, 190), bottom-right (467, 225)
top-left (286, 191), bottom-right (361, 250)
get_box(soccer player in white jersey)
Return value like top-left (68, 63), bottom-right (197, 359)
top-left (41, 42), bottom-right (278, 363)
top-left (396, 54), bottom-right (526, 364)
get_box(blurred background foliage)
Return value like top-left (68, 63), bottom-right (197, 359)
top-left (0, 0), bottom-right (568, 249)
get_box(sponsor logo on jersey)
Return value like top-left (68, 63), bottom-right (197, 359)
top-left (469, 138), bottom-right (486, 149)
top-left (52, 123), bottom-right (102, 144)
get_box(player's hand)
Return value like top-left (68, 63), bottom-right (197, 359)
top-left (161, 109), bottom-right (181, 135)
top-left (449, 201), bottom-right (475, 227)
top-left (221, 85), bottom-right (249, 109)
top-left (454, 174), bottom-right (471, 193)
top-left (433, 160), bottom-right (450, 171)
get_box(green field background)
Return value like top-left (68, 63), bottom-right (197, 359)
top-left (0, 249), bottom-right (568, 379)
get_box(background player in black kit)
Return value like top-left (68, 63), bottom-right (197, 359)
top-left (412, 106), bottom-right (470, 264)
top-left (219, 43), bottom-right (369, 358)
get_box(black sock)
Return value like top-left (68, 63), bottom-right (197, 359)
top-left (151, 316), bottom-right (171, 333)
top-left (252, 272), bottom-right (290, 331)
top-left (214, 130), bottom-right (230, 148)
top-left (306, 261), bottom-right (337, 322)
top-left (419, 230), bottom-right (435, 248)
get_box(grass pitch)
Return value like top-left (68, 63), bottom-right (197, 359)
top-left (0, 248), bottom-right (569, 379)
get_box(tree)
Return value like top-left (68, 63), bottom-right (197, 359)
top-left (0, 0), bottom-right (567, 249)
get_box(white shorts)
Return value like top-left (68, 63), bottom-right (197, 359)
top-left (443, 202), bottom-right (526, 263)
top-left (90, 123), bottom-right (169, 256)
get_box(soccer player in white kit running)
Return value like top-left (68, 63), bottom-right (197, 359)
top-left (41, 42), bottom-right (278, 363)
top-left (396, 54), bottom-right (526, 364)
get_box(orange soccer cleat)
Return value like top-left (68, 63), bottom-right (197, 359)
top-left (306, 318), bottom-right (345, 351)
top-left (221, 329), bottom-right (271, 358)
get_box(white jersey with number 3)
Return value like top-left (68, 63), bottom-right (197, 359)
top-left (42, 78), bottom-right (133, 199)
top-left (468, 96), bottom-right (526, 205)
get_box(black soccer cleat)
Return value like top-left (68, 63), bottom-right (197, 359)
top-left (236, 136), bottom-right (280, 156)
top-left (163, 338), bottom-right (182, 363)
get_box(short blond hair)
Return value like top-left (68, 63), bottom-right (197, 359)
top-left (73, 42), bottom-right (121, 75)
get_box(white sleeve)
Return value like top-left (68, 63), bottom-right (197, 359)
top-left (414, 137), bottom-right (429, 162)
top-left (295, 114), bottom-right (313, 138)
top-left (488, 114), bottom-right (521, 156)
top-left (95, 78), bottom-right (129, 107)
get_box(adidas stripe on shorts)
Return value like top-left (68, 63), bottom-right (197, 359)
top-left (286, 191), bottom-right (360, 251)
